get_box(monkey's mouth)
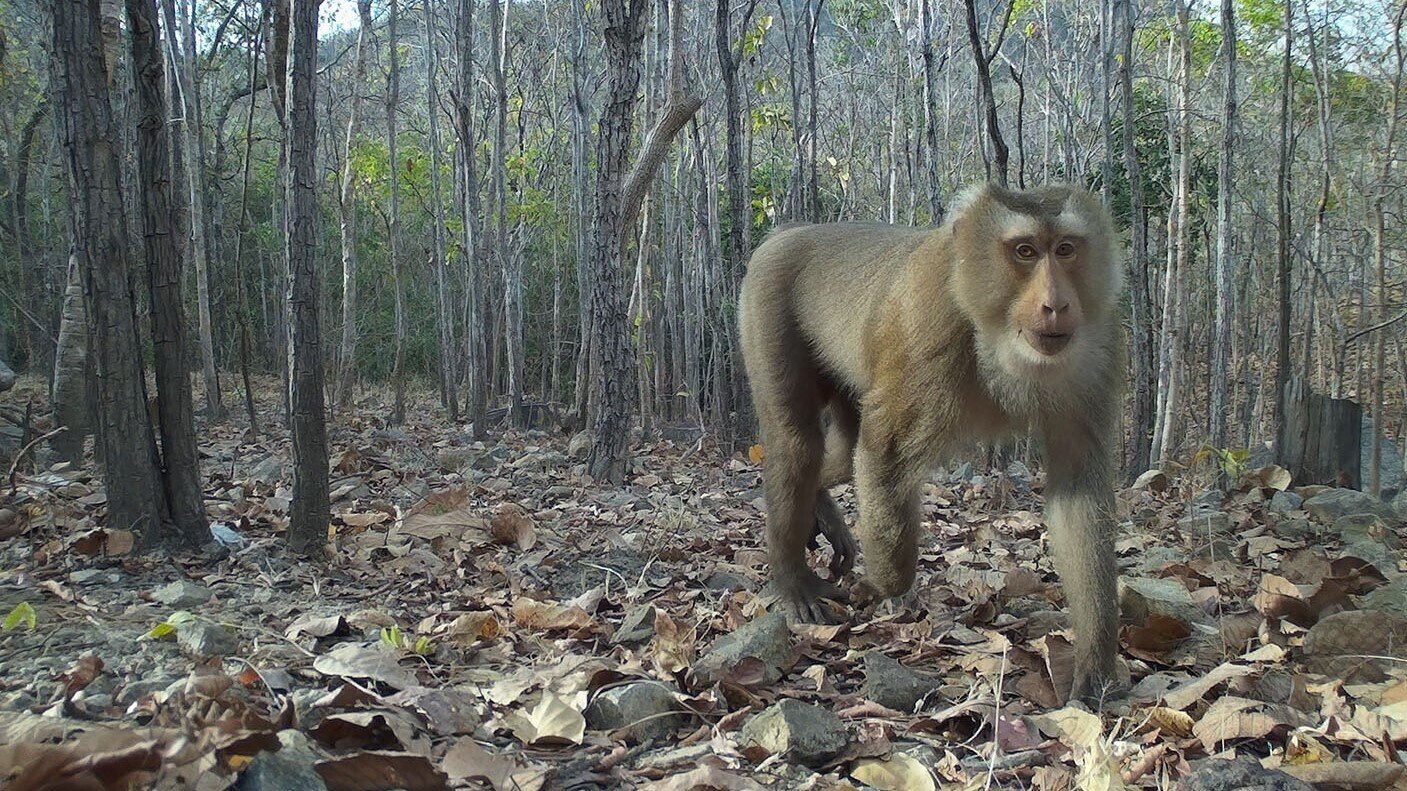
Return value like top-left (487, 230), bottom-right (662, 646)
top-left (1023, 329), bottom-right (1072, 356)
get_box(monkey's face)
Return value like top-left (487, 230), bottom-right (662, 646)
top-left (949, 184), bottom-right (1120, 372)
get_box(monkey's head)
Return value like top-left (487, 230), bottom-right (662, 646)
top-left (947, 183), bottom-right (1122, 373)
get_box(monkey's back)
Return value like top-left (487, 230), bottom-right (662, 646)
top-left (741, 222), bottom-right (936, 393)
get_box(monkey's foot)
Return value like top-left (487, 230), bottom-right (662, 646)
top-left (849, 579), bottom-right (918, 617)
top-left (764, 569), bottom-right (848, 624)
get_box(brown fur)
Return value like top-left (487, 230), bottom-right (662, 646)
top-left (737, 182), bottom-right (1125, 704)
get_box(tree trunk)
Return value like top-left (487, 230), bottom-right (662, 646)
top-left (585, 0), bottom-right (649, 482)
top-left (920, 0), bottom-right (944, 222)
top-left (335, 0), bottom-right (372, 409)
top-left (964, 0), bottom-right (1010, 186)
top-left (1118, 0), bottom-right (1153, 478)
top-left (1274, 0), bottom-right (1294, 452)
top-left (54, 0), bottom-right (175, 546)
top-left (1281, 376), bottom-right (1361, 488)
top-left (51, 254), bottom-right (92, 464)
top-left (455, 0), bottom-right (487, 433)
top-left (162, 0), bottom-right (221, 420)
top-left (571, 0), bottom-right (593, 422)
top-left (424, 0), bottom-right (459, 421)
top-left (285, 0), bottom-right (328, 557)
top-left (128, 0), bottom-right (206, 540)
top-left (1209, 0), bottom-right (1237, 454)
top-left (487, 0), bottom-right (521, 425)
top-left (387, 0), bottom-right (407, 426)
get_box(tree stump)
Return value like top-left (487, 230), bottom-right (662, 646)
top-left (1278, 376), bottom-right (1361, 488)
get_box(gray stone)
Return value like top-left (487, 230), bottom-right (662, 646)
top-left (152, 579), bottom-right (212, 608)
top-left (1335, 513), bottom-right (1402, 549)
top-left (738, 698), bottom-right (848, 767)
top-left (1, 690), bottom-right (35, 711)
top-left (1363, 419), bottom-right (1406, 500)
top-left (177, 622), bottom-right (239, 657)
top-left (1268, 490), bottom-right (1304, 514)
top-left (705, 570), bottom-right (754, 592)
top-left (1177, 756), bottom-right (1312, 791)
top-left (248, 455), bottom-right (286, 484)
top-left (1247, 442), bottom-right (1277, 470)
top-left (1271, 516), bottom-right (1316, 542)
top-left (116, 676), bottom-right (178, 706)
top-left (613, 606), bottom-right (657, 645)
top-left (1176, 511), bottom-right (1232, 535)
top-left (1303, 610), bottom-right (1407, 680)
top-left (568, 431), bottom-right (592, 460)
top-left (69, 569), bottom-right (106, 585)
top-left (1119, 577), bottom-right (1213, 626)
top-left (1188, 489), bottom-right (1224, 515)
top-left (1130, 545), bottom-right (1191, 575)
top-left (695, 611), bottom-right (792, 685)
top-left (1360, 577), bottom-right (1407, 618)
top-left (1305, 488), bottom-right (1399, 523)
top-left (584, 681), bottom-right (685, 743)
top-left (236, 730), bottom-right (327, 791)
top-left (1005, 461), bottom-right (1032, 492)
top-left (860, 652), bottom-right (939, 712)
top-left (950, 462), bottom-right (975, 483)
top-left (436, 447), bottom-right (476, 470)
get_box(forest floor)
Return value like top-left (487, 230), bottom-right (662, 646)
top-left (3, 378), bottom-right (1407, 790)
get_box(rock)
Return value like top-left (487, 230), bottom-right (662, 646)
top-left (1267, 490), bottom-right (1304, 514)
top-left (568, 431), bottom-right (592, 460)
top-left (1270, 516), bottom-right (1316, 542)
top-left (1022, 609), bottom-right (1069, 638)
top-left (1132, 469), bottom-right (1169, 492)
top-left (737, 698), bottom-right (848, 767)
top-left (1302, 610), bottom-right (1407, 681)
top-left (1188, 489), bottom-right (1224, 515)
top-left (1246, 442), bottom-right (1278, 470)
top-left (1304, 488), bottom-right (1398, 523)
top-left (695, 611), bottom-right (792, 685)
top-left (1130, 545), bottom-right (1190, 575)
top-left (1362, 419), bottom-right (1406, 500)
top-left (1, 690), bottom-right (36, 711)
top-left (117, 676), bottom-right (179, 706)
top-left (1360, 577), bottom-right (1407, 618)
top-left (705, 570), bottom-right (754, 592)
top-left (0, 360), bottom-right (14, 393)
top-left (1176, 755), bottom-right (1312, 791)
top-left (613, 606), bottom-right (657, 645)
top-left (660, 424), bottom-right (705, 442)
top-left (950, 462), bottom-right (975, 483)
top-left (1334, 513), bottom-right (1402, 549)
top-left (1176, 511), bottom-right (1232, 535)
top-left (436, 446), bottom-right (476, 470)
top-left (1119, 577), bottom-right (1213, 626)
top-left (248, 455), bottom-right (286, 484)
top-left (1004, 461), bottom-right (1032, 492)
top-left (860, 652), bottom-right (940, 712)
top-left (177, 622), bottom-right (239, 657)
top-left (69, 569), bottom-right (107, 585)
top-left (236, 730), bottom-right (327, 791)
top-left (584, 681), bottom-right (685, 743)
top-left (152, 579), bottom-right (212, 608)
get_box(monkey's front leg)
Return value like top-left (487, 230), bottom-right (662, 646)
top-left (851, 425), bottom-right (921, 606)
top-left (1044, 450), bottom-right (1121, 706)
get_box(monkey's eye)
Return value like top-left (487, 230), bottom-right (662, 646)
top-left (1013, 243), bottom-right (1039, 260)
top-left (1054, 240), bottom-right (1076, 257)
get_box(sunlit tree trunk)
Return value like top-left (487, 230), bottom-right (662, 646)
top-left (1209, 0), bottom-right (1237, 453)
top-left (423, 0), bottom-right (459, 421)
top-left (455, 0), bottom-right (487, 433)
top-left (387, 0), bottom-right (407, 426)
top-left (335, 0), bottom-right (372, 409)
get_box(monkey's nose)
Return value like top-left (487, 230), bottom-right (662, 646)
top-left (1041, 299), bottom-right (1070, 316)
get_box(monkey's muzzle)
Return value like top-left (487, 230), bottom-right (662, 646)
top-left (1024, 329), bottom-right (1072, 356)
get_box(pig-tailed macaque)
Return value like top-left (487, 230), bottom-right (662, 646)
top-left (738, 183), bottom-right (1125, 704)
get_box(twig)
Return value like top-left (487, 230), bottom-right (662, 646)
top-left (9, 426), bottom-right (66, 494)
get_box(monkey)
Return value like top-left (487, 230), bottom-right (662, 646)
top-left (737, 182), bottom-right (1125, 704)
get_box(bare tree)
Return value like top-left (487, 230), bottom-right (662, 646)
top-left (54, 0), bottom-right (175, 546)
top-left (423, 0), bottom-right (459, 420)
top-left (128, 0), bottom-right (206, 538)
top-left (963, 0), bottom-right (1012, 186)
top-left (1118, 0), bottom-right (1153, 477)
top-left (1209, 0), bottom-right (1237, 454)
top-left (1274, 0), bottom-right (1293, 437)
top-left (455, 0), bottom-right (488, 433)
top-left (335, 0), bottom-right (373, 409)
top-left (285, 0), bottom-right (328, 557)
top-left (387, 0), bottom-right (408, 426)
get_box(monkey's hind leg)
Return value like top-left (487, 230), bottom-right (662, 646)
top-left (810, 398), bottom-right (860, 577)
top-left (810, 490), bottom-right (856, 578)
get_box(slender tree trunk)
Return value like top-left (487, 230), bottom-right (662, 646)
top-left (335, 0), bottom-right (372, 409)
top-left (586, 0), bottom-right (649, 482)
top-left (920, 0), bottom-right (944, 222)
top-left (388, 0), bottom-right (407, 426)
top-left (1274, 0), bottom-right (1294, 446)
top-left (1118, 0), bottom-right (1153, 477)
top-left (51, 253), bottom-right (92, 464)
top-left (284, 0), bottom-right (328, 557)
top-left (55, 0), bottom-right (175, 545)
top-left (231, 12), bottom-right (260, 439)
top-left (128, 0), bottom-right (206, 540)
top-left (1209, 0), bottom-right (1237, 454)
top-left (424, 0), bottom-right (459, 420)
top-left (963, 0), bottom-right (1010, 186)
top-left (455, 0), bottom-right (487, 433)
top-left (161, 0), bottom-right (221, 419)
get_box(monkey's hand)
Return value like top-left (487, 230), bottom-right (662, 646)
top-left (808, 513), bottom-right (857, 579)
top-left (765, 567), bottom-right (848, 624)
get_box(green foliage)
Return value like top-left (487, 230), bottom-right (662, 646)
top-left (1194, 445), bottom-right (1252, 480)
top-left (742, 14), bottom-right (774, 56)
top-left (381, 626), bottom-right (433, 655)
top-left (142, 610), bottom-right (196, 641)
top-left (2, 602), bottom-right (36, 631)
top-left (1094, 85), bottom-right (1173, 221)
